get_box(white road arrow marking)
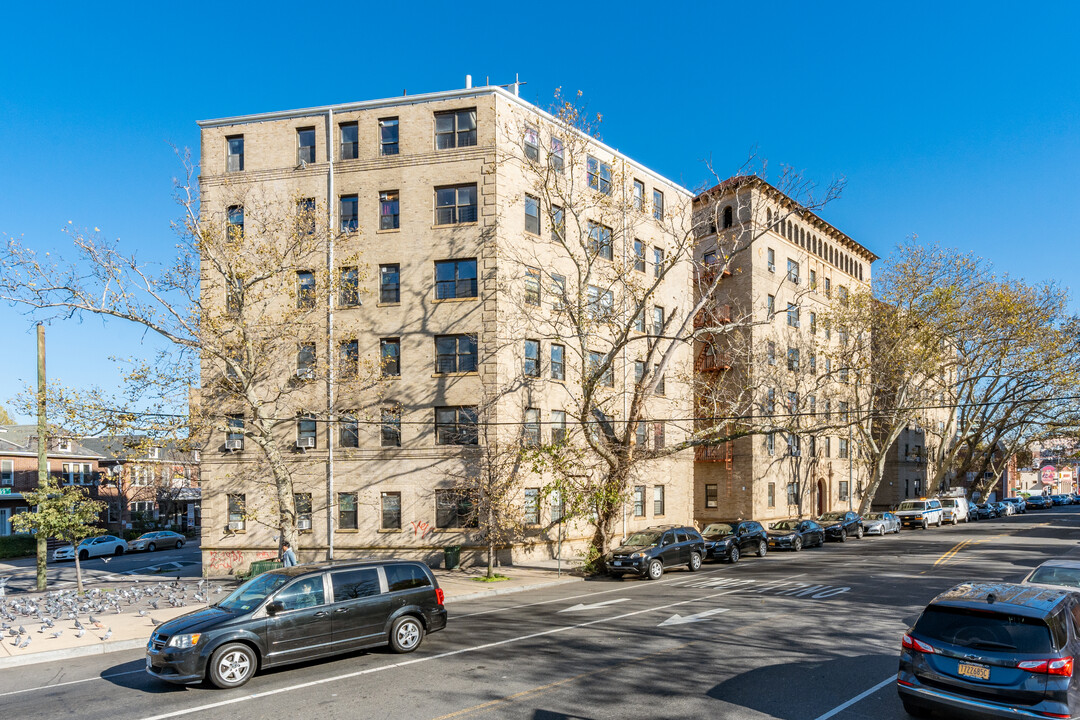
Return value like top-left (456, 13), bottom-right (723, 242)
top-left (558, 598), bottom-right (631, 613)
top-left (657, 607), bottom-right (730, 626)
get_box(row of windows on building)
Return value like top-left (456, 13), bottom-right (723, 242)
top-left (225, 484), bottom-right (666, 533)
top-left (760, 431), bottom-right (855, 460)
top-left (763, 388), bottom-right (852, 424)
top-left (766, 209), bottom-right (864, 281)
top-left (224, 109), bottom-right (671, 223)
top-left (701, 480), bottom-right (851, 510)
top-left (765, 250), bottom-right (850, 300)
top-left (763, 341), bottom-right (850, 383)
top-left (223, 406), bottom-right (668, 453)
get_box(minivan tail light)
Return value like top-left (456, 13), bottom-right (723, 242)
top-left (902, 634), bottom-right (936, 654)
top-left (435, 588), bottom-right (445, 605)
top-left (1018, 657), bottom-right (1073, 677)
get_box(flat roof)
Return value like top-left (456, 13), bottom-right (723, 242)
top-left (198, 85), bottom-right (693, 198)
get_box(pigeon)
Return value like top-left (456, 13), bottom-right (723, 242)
top-left (74, 619), bottom-right (83, 630)
top-left (75, 628), bottom-right (85, 639)
top-left (150, 617), bottom-right (162, 626)
top-left (18, 636), bottom-right (30, 649)
top-left (51, 630), bottom-right (62, 639)
top-left (138, 610), bottom-right (148, 617)
top-left (102, 628), bottom-right (112, 641)
top-left (88, 615), bottom-right (99, 625)
top-left (18, 625), bottom-right (25, 635)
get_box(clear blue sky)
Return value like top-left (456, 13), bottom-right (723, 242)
top-left (2, 0), bottom-right (1077, 422)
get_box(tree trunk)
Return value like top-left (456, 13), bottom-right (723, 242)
top-left (74, 551), bottom-right (85, 595)
top-left (486, 507), bottom-right (496, 578)
top-left (858, 451), bottom-right (891, 516)
top-left (252, 408), bottom-right (298, 551)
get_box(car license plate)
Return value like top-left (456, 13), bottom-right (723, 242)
top-left (613, 561), bottom-right (622, 566)
top-left (957, 662), bottom-right (990, 680)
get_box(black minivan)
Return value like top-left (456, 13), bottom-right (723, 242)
top-left (146, 560), bottom-right (446, 689)
top-left (898, 582), bottom-right (1080, 719)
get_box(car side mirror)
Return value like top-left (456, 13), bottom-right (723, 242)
top-left (265, 601), bottom-right (284, 616)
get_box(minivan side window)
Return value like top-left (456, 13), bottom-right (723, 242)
top-left (275, 577), bottom-right (326, 610)
top-left (675, 531), bottom-right (687, 543)
top-left (385, 564), bottom-right (432, 592)
top-left (331, 568), bottom-right (381, 600)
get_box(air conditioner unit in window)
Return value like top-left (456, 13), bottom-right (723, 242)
top-left (295, 368), bottom-right (315, 380)
top-left (297, 518), bottom-right (312, 530)
top-left (296, 437), bottom-right (316, 449)
top-left (225, 439), bottom-right (243, 451)
top-left (227, 521), bottom-right (244, 531)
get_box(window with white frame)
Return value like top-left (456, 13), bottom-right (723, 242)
top-left (587, 156), bottom-right (612, 194)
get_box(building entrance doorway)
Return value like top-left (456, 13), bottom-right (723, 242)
top-left (817, 479), bottom-right (826, 516)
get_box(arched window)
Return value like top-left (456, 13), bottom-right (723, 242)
top-left (723, 206), bottom-right (734, 229)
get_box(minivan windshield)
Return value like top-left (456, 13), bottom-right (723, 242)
top-left (702, 523), bottom-right (734, 537)
top-left (216, 572), bottom-right (291, 612)
top-left (622, 531), bottom-right (661, 547)
top-left (898, 501), bottom-right (926, 511)
top-left (914, 606), bottom-right (1054, 653)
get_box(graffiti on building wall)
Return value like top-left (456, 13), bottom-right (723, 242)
top-left (206, 549), bottom-right (276, 573)
top-left (410, 521), bottom-right (431, 540)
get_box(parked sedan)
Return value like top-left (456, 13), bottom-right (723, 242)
top-left (1025, 495), bottom-right (1053, 510)
top-left (128, 531), bottom-right (186, 553)
top-left (862, 512), bottom-right (900, 535)
top-left (52, 535), bottom-right (127, 561)
top-left (1021, 559), bottom-right (1080, 591)
top-left (767, 519), bottom-right (825, 551)
top-left (817, 511), bottom-right (864, 542)
top-left (972, 503), bottom-right (997, 520)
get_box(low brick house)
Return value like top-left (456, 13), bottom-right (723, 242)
top-left (0, 425), bottom-right (107, 536)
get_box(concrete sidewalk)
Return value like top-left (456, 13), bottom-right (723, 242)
top-left (0, 559), bottom-right (585, 669)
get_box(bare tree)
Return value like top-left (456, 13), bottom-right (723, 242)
top-left (495, 93), bottom-right (844, 559)
top-left (1, 151), bottom-right (382, 551)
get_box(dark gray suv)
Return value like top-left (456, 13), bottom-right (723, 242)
top-left (606, 525), bottom-right (705, 580)
top-left (898, 581), bottom-right (1080, 718)
top-left (146, 559), bottom-right (446, 688)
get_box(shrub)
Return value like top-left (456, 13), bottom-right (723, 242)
top-left (0, 534), bottom-right (37, 559)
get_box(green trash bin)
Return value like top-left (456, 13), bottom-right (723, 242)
top-left (444, 545), bottom-right (462, 570)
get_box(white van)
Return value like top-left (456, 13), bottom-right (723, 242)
top-left (938, 497), bottom-right (970, 524)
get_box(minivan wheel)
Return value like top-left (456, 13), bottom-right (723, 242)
top-left (728, 547), bottom-right (740, 564)
top-left (936, 517), bottom-right (942, 527)
top-left (688, 552), bottom-right (702, 572)
top-left (209, 642), bottom-right (257, 689)
top-left (756, 540), bottom-right (767, 557)
top-left (646, 559), bottom-right (664, 580)
top-left (389, 615), bottom-right (424, 653)
top-left (921, 519), bottom-right (928, 530)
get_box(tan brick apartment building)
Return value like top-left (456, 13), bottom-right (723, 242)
top-left (196, 84), bottom-right (695, 572)
top-left (692, 178), bottom-right (877, 525)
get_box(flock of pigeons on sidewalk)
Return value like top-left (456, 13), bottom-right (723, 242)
top-left (1, 578), bottom-right (229, 651)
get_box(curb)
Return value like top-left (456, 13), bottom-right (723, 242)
top-left (0, 638), bottom-right (147, 670)
top-left (442, 575), bottom-right (583, 603)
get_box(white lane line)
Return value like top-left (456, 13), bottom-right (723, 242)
top-left (0, 669), bottom-right (145, 698)
top-left (811, 675), bottom-right (895, 720)
top-left (136, 588), bottom-right (747, 720)
top-left (454, 569), bottom-right (805, 619)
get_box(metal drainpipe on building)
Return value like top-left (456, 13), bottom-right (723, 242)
top-left (326, 107), bottom-right (336, 561)
top-left (621, 156), bottom-right (628, 543)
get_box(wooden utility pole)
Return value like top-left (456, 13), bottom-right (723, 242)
top-left (35, 324), bottom-right (47, 591)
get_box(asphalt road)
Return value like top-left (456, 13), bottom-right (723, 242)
top-left (2, 508), bottom-right (1078, 720)
top-left (0, 542), bottom-right (202, 593)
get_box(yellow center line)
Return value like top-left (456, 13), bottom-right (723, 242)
top-left (919, 523), bottom-right (1047, 574)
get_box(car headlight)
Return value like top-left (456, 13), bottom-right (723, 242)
top-left (629, 552), bottom-right (643, 559)
top-left (166, 633), bottom-right (201, 649)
